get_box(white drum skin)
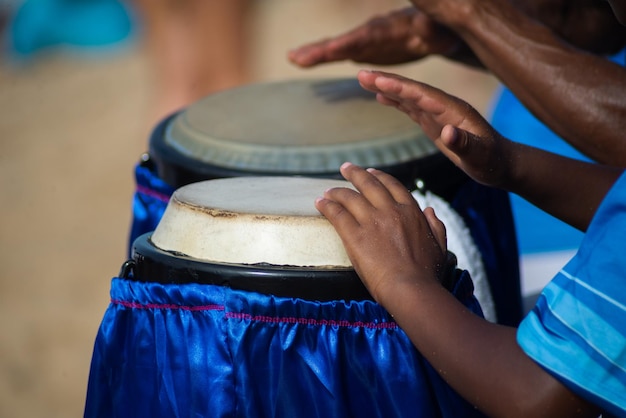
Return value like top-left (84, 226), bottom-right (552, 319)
top-left (151, 177), bottom-right (355, 268)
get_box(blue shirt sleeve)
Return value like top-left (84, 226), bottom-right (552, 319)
top-left (517, 171), bottom-right (626, 416)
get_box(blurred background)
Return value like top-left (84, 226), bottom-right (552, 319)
top-left (0, 1), bottom-right (497, 416)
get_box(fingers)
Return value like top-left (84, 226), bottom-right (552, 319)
top-left (423, 207), bottom-right (447, 253)
top-left (438, 124), bottom-right (482, 163)
top-left (314, 192), bottom-right (361, 236)
top-left (358, 69), bottom-right (453, 117)
top-left (318, 164), bottom-right (390, 228)
top-left (357, 69), bottom-right (456, 142)
top-left (316, 162), bottom-right (422, 231)
top-left (358, 69), bottom-right (408, 98)
top-left (288, 29), bottom-right (359, 67)
top-left (288, 40), bottom-right (330, 67)
top-left (339, 162), bottom-right (417, 207)
top-left (365, 167), bottom-right (417, 205)
top-left (437, 124), bottom-right (469, 165)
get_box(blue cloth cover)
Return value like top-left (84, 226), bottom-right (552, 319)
top-left (85, 271), bottom-right (486, 417)
top-left (518, 171), bottom-right (626, 417)
top-left (127, 162), bottom-right (174, 256)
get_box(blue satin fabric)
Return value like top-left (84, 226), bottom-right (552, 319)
top-left (128, 161), bottom-right (521, 326)
top-left (127, 162), bottom-right (175, 257)
top-left (85, 271), bottom-right (486, 418)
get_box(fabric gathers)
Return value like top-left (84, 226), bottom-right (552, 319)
top-left (85, 273), bottom-right (486, 418)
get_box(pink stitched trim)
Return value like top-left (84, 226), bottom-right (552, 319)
top-left (111, 299), bottom-right (397, 329)
top-left (136, 184), bottom-right (171, 203)
top-left (111, 299), bottom-right (225, 312)
top-left (226, 312), bottom-right (398, 329)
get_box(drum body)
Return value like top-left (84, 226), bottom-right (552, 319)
top-left (87, 178), bottom-right (486, 418)
top-left (129, 78), bottom-right (521, 323)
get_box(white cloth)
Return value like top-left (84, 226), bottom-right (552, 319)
top-left (412, 189), bottom-right (496, 322)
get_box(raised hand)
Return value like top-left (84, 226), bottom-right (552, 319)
top-left (357, 69), bottom-right (515, 189)
top-left (357, 69), bottom-right (623, 232)
top-left (315, 162), bottom-right (447, 303)
top-left (288, 8), bottom-right (461, 68)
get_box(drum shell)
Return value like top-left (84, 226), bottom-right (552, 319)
top-left (129, 232), bottom-right (372, 301)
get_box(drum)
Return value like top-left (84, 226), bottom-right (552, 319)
top-left (129, 77), bottom-right (521, 325)
top-left (86, 177), bottom-right (487, 418)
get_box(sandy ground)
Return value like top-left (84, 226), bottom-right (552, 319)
top-left (0, 2), bottom-right (498, 417)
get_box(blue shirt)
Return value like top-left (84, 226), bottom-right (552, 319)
top-left (517, 171), bottom-right (626, 416)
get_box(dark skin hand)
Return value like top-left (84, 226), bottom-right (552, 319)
top-left (288, 1), bottom-right (626, 68)
top-left (316, 164), bottom-right (601, 418)
top-left (355, 70), bottom-right (621, 231)
top-left (289, 1), bottom-right (626, 166)
top-left (288, 2), bottom-right (626, 68)
top-left (287, 8), bottom-right (461, 67)
top-left (315, 70), bottom-right (622, 416)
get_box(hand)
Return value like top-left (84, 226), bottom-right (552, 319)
top-left (288, 8), bottom-right (461, 68)
top-left (315, 163), bottom-right (447, 303)
top-left (357, 69), bottom-right (515, 189)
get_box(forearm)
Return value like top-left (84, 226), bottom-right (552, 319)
top-left (501, 140), bottom-right (621, 230)
top-left (445, 2), bottom-right (626, 166)
top-left (383, 282), bottom-right (594, 417)
top-left (512, 0), bottom-right (626, 56)
top-left (379, 278), bottom-right (599, 417)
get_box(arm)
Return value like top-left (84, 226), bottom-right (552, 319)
top-left (288, 1), bottom-right (626, 165)
top-left (316, 163), bottom-right (601, 417)
top-left (408, 0), bottom-right (626, 166)
top-left (288, 1), bottom-right (625, 68)
top-left (356, 69), bottom-right (622, 231)
top-left (514, 0), bottom-right (626, 55)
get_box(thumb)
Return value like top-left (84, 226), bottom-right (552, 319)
top-left (439, 124), bottom-right (473, 158)
top-left (438, 124), bottom-right (492, 185)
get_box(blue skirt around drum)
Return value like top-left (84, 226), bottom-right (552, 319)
top-left (85, 269), bottom-right (486, 418)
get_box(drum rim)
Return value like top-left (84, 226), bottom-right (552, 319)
top-left (148, 113), bottom-right (467, 197)
top-left (128, 233), bottom-right (374, 302)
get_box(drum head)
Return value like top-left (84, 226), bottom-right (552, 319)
top-left (151, 176), bottom-right (355, 268)
top-left (135, 176), bottom-right (372, 301)
top-left (150, 78), bottom-right (440, 187)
